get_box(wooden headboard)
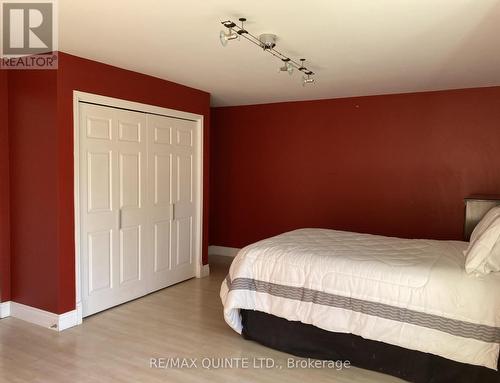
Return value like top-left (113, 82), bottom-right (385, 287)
top-left (464, 196), bottom-right (500, 241)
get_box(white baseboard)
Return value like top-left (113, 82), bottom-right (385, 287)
top-left (76, 301), bottom-right (83, 325)
top-left (208, 245), bottom-right (240, 258)
top-left (8, 302), bottom-right (79, 331)
top-left (198, 264), bottom-right (210, 278)
top-left (57, 307), bottom-right (80, 331)
top-left (0, 301), bottom-right (11, 318)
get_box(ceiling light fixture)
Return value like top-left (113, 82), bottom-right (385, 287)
top-left (219, 17), bottom-right (316, 85)
top-left (303, 74), bottom-right (315, 86)
top-left (259, 33), bottom-right (277, 50)
top-left (279, 58), bottom-right (294, 75)
top-left (219, 29), bottom-right (239, 46)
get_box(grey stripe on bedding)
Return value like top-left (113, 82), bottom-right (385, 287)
top-left (226, 276), bottom-right (500, 344)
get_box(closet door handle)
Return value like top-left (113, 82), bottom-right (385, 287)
top-left (118, 209), bottom-right (122, 229)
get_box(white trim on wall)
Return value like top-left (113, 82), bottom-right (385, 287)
top-left (3, 302), bottom-right (79, 331)
top-left (199, 264), bottom-right (210, 278)
top-left (208, 246), bottom-right (241, 258)
top-left (73, 91), bottom-right (205, 325)
top-left (0, 301), bottom-right (11, 318)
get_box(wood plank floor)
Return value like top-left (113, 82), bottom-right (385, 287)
top-left (0, 256), bottom-right (405, 383)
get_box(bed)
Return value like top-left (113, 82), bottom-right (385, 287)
top-left (220, 202), bottom-right (500, 383)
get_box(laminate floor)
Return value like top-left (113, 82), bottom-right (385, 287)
top-left (0, 255), bottom-right (405, 383)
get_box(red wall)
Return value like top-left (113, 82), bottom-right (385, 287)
top-left (9, 52), bottom-right (210, 314)
top-left (210, 87), bottom-right (500, 248)
top-left (0, 71), bottom-right (10, 302)
top-left (8, 70), bottom-right (59, 311)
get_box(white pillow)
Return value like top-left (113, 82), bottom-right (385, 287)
top-left (484, 239), bottom-right (500, 273)
top-left (468, 206), bottom-right (500, 245)
top-left (465, 216), bottom-right (500, 274)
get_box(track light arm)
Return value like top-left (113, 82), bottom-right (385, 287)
top-left (220, 18), bottom-right (316, 78)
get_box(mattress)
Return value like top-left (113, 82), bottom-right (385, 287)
top-left (220, 228), bottom-right (500, 370)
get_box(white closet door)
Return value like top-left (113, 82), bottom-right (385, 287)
top-left (80, 103), bottom-right (198, 317)
top-left (80, 103), bottom-right (148, 316)
top-left (148, 114), bottom-right (197, 291)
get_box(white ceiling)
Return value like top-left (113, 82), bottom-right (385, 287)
top-left (59, 0), bottom-right (500, 106)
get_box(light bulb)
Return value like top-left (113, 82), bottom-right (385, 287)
top-left (303, 75), bottom-right (315, 86)
top-left (220, 30), bottom-right (238, 47)
top-left (279, 60), bottom-right (294, 75)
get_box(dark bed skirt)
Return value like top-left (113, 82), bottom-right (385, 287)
top-left (240, 309), bottom-right (500, 383)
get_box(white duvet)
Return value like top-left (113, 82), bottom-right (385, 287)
top-left (220, 229), bottom-right (500, 370)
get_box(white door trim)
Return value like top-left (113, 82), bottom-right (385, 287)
top-left (73, 91), bottom-right (204, 325)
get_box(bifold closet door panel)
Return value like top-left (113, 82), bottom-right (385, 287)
top-left (171, 130), bottom-right (195, 270)
top-left (148, 114), bottom-right (197, 291)
top-left (80, 103), bottom-right (149, 316)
